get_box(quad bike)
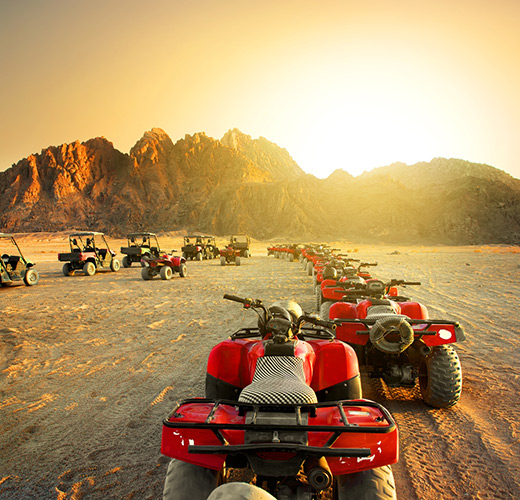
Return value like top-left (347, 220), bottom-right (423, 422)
top-left (0, 233), bottom-right (39, 287)
top-left (327, 279), bottom-right (465, 408)
top-left (161, 295), bottom-right (399, 499)
top-left (317, 262), bottom-right (378, 317)
top-left (305, 248), bottom-right (340, 276)
top-left (219, 246), bottom-right (241, 266)
top-left (58, 232), bottom-right (120, 276)
top-left (120, 232), bottom-right (161, 267)
top-left (141, 251), bottom-right (187, 280)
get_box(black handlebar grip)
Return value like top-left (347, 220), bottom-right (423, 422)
top-left (404, 281), bottom-right (421, 286)
top-left (223, 294), bottom-right (247, 304)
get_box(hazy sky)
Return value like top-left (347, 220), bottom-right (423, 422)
top-left (1, 0), bottom-right (519, 179)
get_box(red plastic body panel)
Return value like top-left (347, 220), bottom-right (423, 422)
top-left (307, 339), bottom-right (360, 391)
top-left (161, 400), bottom-right (398, 474)
top-left (207, 338), bottom-right (359, 392)
top-left (331, 299), bottom-right (457, 346)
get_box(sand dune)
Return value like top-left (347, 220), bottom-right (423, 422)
top-left (1, 236), bottom-right (519, 499)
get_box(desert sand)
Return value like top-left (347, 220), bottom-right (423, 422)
top-left (1, 233), bottom-right (519, 499)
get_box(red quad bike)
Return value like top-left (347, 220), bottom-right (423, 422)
top-left (220, 246), bottom-right (241, 266)
top-left (161, 295), bottom-right (399, 500)
top-left (141, 251), bottom-right (187, 280)
top-left (328, 279), bottom-right (465, 408)
top-left (317, 263), bottom-right (378, 318)
top-left (313, 256), bottom-right (365, 293)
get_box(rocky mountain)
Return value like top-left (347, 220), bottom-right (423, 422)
top-left (0, 128), bottom-right (519, 245)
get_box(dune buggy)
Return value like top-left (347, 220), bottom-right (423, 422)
top-left (120, 232), bottom-right (161, 267)
top-left (0, 233), bottom-right (40, 287)
top-left (58, 232), bottom-right (120, 276)
top-left (230, 234), bottom-right (251, 257)
top-left (182, 235), bottom-right (212, 261)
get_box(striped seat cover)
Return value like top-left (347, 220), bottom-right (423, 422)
top-left (238, 356), bottom-right (318, 405)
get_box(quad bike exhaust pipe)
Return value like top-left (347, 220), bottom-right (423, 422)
top-left (304, 457), bottom-right (333, 491)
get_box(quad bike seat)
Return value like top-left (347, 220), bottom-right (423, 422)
top-left (238, 356), bottom-right (318, 405)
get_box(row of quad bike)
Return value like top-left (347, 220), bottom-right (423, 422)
top-left (3, 231), bottom-right (465, 499)
top-left (158, 245), bottom-right (466, 499)
top-left (0, 231), bottom-right (253, 287)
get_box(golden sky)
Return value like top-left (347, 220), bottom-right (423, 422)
top-left (1, 0), bottom-right (519, 178)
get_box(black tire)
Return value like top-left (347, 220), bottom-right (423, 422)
top-left (110, 259), bottom-right (121, 272)
top-left (163, 459), bottom-right (219, 500)
top-left (179, 263), bottom-right (187, 277)
top-left (160, 266), bottom-right (173, 280)
top-left (235, 257), bottom-right (241, 266)
top-left (320, 300), bottom-right (332, 320)
top-left (244, 250), bottom-right (249, 258)
top-left (83, 261), bottom-right (96, 276)
top-left (220, 256), bottom-right (226, 266)
top-left (307, 261), bottom-right (313, 276)
top-left (336, 465), bottom-right (396, 500)
top-left (122, 256), bottom-right (131, 268)
top-left (419, 345), bottom-right (463, 408)
top-left (316, 291), bottom-right (322, 312)
top-left (289, 253), bottom-right (294, 262)
top-left (196, 252), bottom-right (203, 261)
top-left (141, 266), bottom-right (154, 280)
top-left (62, 263), bottom-right (74, 276)
top-left (23, 269), bottom-right (39, 286)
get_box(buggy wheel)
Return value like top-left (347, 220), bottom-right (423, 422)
top-left (220, 256), bottom-right (226, 266)
top-left (289, 253), bottom-right (294, 262)
top-left (179, 263), bottom-right (187, 277)
top-left (196, 252), bottom-right (203, 261)
top-left (160, 266), bottom-right (173, 280)
top-left (23, 269), bottom-right (39, 286)
top-left (306, 261), bottom-right (314, 276)
top-left (235, 257), bottom-right (241, 266)
top-left (419, 345), bottom-right (463, 408)
top-left (244, 250), bottom-right (249, 258)
top-left (320, 300), bottom-right (332, 320)
top-left (83, 261), bottom-right (96, 276)
top-left (62, 263), bottom-right (74, 276)
top-left (336, 465), bottom-right (396, 500)
top-left (163, 459), bottom-right (219, 500)
top-left (141, 266), bottom-right (154, 280)
top-left (122, 256), bottom-right (131, 268)
top-left (110, 259), bottom-right (121, 272)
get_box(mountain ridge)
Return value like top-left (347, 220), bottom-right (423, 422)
top-left (0, 128), bottom-right (519, 244)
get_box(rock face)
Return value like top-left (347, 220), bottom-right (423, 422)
top-left (1, 129), bottom-right (519, 244)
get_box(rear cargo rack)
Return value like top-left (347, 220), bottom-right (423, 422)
top-left (163, 398), bottom-right (396, 458)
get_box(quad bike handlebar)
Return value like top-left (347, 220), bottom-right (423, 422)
top-left (224, 294), bottom-right (336, 340)
top-left (387, 279), bottom-right (421, 287)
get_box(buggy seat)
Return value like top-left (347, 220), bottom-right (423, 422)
top-left (238, 356), bottom-right (318, 405)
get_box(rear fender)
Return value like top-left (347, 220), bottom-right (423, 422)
top-left (308, 339), bottom-right (360, 391)
top-left (399, 301), bottom-right (429, 320)
top-left (414, 323), bottom-right (464, 345)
